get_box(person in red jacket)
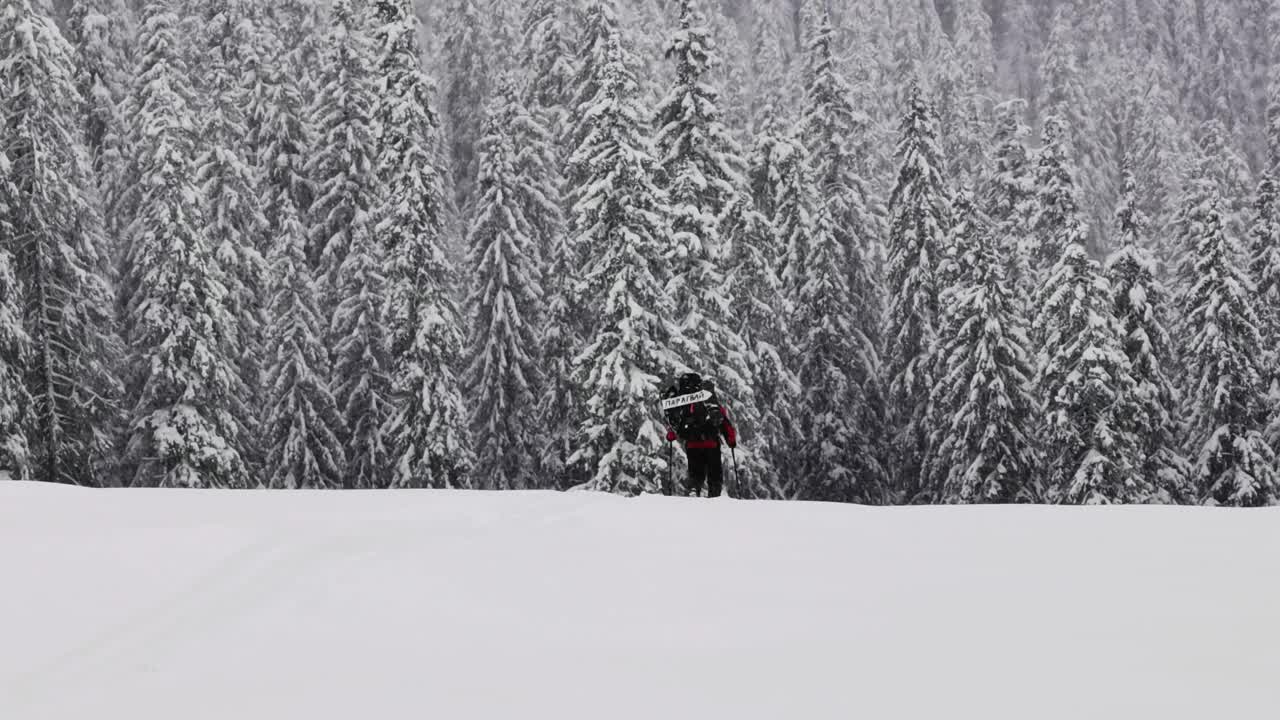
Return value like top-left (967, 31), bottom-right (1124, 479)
top-left (664, 374), bottom-right (737, 498)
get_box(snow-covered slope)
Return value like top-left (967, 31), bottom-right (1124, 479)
top-left (1, 484), bottom-right (1278, 719)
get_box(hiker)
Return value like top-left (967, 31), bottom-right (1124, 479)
top-left (662, 372), bottom-right (737, 497)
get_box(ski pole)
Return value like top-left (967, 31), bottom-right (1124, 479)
top-left (666, 440), bottom-right (674, 496)
top-left (731, 446), bottom-right (740, 498)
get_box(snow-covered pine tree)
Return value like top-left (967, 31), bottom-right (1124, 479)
top-left (191, 0), bottom-right (269, 475)
top-left (1038, 5), bottom-right (1112, 252)
top-left (1104, 168), bottom-right (1192, 503)
top-left (263, 194), bottom-right (346, 490)
top-left (519, 0), bottom-right (575, 151)
top-left (1194, 119), bottom-right (1253, 238)
top-left (1120, 52), bottom-right (1195, 270)
top-left (463, 85), bottom-right (545, 491)
top-left (328, 211), bottom-right (391, 491)
top-left (747, 123), bottom-right (788, 225)
top-left (122, 1), bottom-right (246, 489)
top-left (562, 0), bottom-right (618, 190)
top-left (542, 0), bottom-right (619, 490)
top-left (1249, 174), bottom-right (1280, 444)
top-left (776, 132), bottom-right (887, 504)
top-left (885, 79), bottom-right (951, 501)
top-left (0, 0), bottom-right (124, 486)
top-left (501, 54), bottom-right (563, 282)
top-left (1029, 114), bottom-right (1084, 292)
top-left (706, 6), bottom-right (750, 144)
top-left (535, 207), bottom-right (582, 488)
top-left (1175, 178), bottom-right (1279, 507)
top-left (272, 0), bottom-right (323, 60)
top-left (744, 5), bottom-right (789, 137)
top-left (252, 4), bottom-right (314, 223)
top-left (373, 0), bottom-right (473, 490)
top-left (1269, 40), bottom-right (1280, 173)
top-left (0, 221), bottom-right (30, 482)
top-left (721, 191), bottom-right (793, 499)
top-left (566, 19), bottom-right (679, 496)
top-left (65, 0), bottom-right (133, 182)
top-left (1186, 2), bottom-right (1251, 138)
top-left (443, 0), bottom-right (490, 211)
top-left (983, 98), bottom-right (1035, 303)
top-left (653, 0), bottom-right (754, 446)
top-left (925, 189), bottom-right (1038, 504)
top-left (305, 0), bottom-right (381, 287)
top-left (616, 0), bottom-right (669, 103)
top-left (801, 6), bottom-right (883, 347)
top-left (501, 73), bottom-right (562, 487)
top-left (950, 0), bottom-right (995, 174)
top-left (1032, 116), bottom-right (1144, 505)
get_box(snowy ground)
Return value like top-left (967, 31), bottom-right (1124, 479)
top-left (1, 484), bottom-right (1278, 719)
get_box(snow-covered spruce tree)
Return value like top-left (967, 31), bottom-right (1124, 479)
top-left (614, 0), bottom-right (667, 103)
top-left (272, 0), bottom-right (323, 61)
top-left (65, 0), bottom-right (133, 182)
top-left (925, 189), bottom-right (1038, 504)
top-left (722, 193), bottom-right (793, 499)
top-left (563, 0), bottom-right (631, 191)
top-left (372, 0), bottom-right (472, 489)
top-left (328, 213), bottom-right (391, 491)
top-left (1118, 54), bottom-right (1195, 272)
top-left (1032, 117), bottom-right (1144, 505)
top-left (263, 195), bottom-right (346, 490)
top-left (983, 98), bottom-right (1035, 306)
top-left (1255, 181), bottom-right (1280, 330)
top-left (519, 0), bottom-right (575, 151)
top-left (498, 75), bottom-right (562, 486)
top-left (653, 0), bottom-right (754, 440)
top-left (191, 0), bottom-right (269, 474)
top-left (1248, 174), bottom-right (1280, 449)
top-left (1270, 52), bottom-right (1280, 173)
top-left (884, 80), bottom-right (951, 501)
top-left (1038, 5), bottom-right (1112, 249)
top-left (443, 0), bottom-right (490, 211)
top-left (566, 24), bottom-right (680, 496)
top-left (1194, 120), bottom-right (1254, 239)
top-left (1104, 169), bottom-right (1192, 503)
top-left (777, 133), bottom-right (887, 504)
top-left (252, 16), bottom-right (314, 238)
top-left (1175, 181), bottom-right (1279, 507)
top-left (542, 0), bottom-right (620, 491)
top-left (500, 63), bottom-right (564, 281)
top-left (463, 88), bottom-right (545, 491)
top-left (535, 208), bottom-right (583, 488)
top-left (943, 0), bottom-right (995, 183)
top-left (0, 0), bottom-right (124, 486)
top-left (0, 234), bottom-right (30, 482)
top-left (706, 7), bottom-right (750, 145)
top-left (744, 6), bottom-right (789, 137)
top-left (1029, 116), bottom-right (1084, 294)
top-left (799, 7), bottom-right (886, 475)
top-left (306, 0), bottom-right (381, 287)
top-left (121, 1), bottom-right (246, 489)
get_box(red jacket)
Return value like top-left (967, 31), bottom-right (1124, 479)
top-left (667, 405), bottom-right (737, 450)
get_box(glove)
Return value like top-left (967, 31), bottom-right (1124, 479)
top-left (666, 430), bottom-right (677, 442)
top-left (728, 440), bottom-right (737, 449)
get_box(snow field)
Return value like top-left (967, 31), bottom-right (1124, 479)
top-left (1, 483), bottom-right (1278, 719)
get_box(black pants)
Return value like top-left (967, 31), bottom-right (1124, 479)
top-left (686, 446), bottom-right (723, 498)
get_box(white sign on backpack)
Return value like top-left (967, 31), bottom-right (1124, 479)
top-left (659, 389), bottom-right (713, 411)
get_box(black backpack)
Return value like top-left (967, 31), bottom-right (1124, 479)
top-left (661, 373), bottom-right (721, 442)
